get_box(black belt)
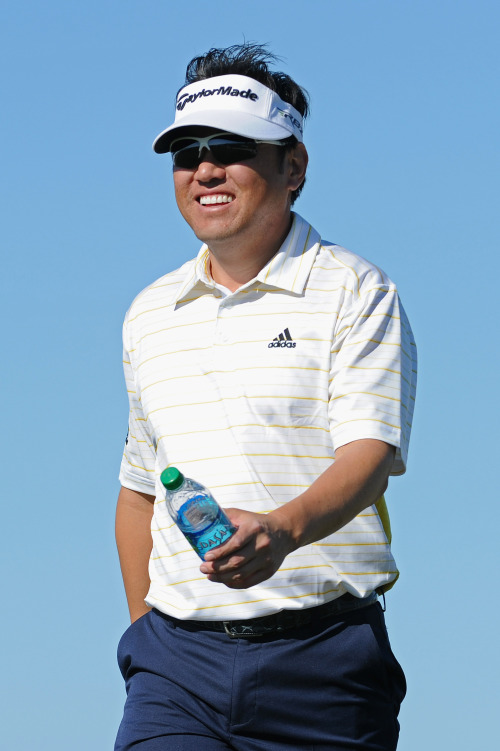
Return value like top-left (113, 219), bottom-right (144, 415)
top-left (153, 592), bottom-right (378, 639)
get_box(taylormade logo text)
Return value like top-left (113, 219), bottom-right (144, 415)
top-left (177, 86), bottom-right (259, 111)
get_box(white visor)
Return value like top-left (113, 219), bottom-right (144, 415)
top-left (153, 74), bottom-right (304, 153)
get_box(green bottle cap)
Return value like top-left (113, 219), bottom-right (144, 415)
top-left (160, 467), bottom-right (184, 490)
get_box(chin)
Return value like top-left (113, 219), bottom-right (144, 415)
top-left (192, 220), bottom-right (240, 245)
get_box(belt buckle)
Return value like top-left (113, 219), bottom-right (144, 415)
top-left (223, 620), bottom-right (283, 639)
top-left (223, 621), bottom-right (259, 639)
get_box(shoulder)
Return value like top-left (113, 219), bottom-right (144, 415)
top-left (315, 239), bottom-right (395, 298)
top-left (123, 257), bottom-right (196, 328)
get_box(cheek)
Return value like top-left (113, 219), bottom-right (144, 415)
top-left (173, 177), bottom-right (193, 215)
top-left (173, 169), bottom-right (192, 193)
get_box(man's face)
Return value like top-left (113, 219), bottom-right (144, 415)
top-left (172, 128), bottom-right (304, 252)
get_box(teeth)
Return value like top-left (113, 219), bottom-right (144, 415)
top-left (199, 195), bottom-right (233, 205)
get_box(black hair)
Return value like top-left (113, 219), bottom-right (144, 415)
top-left (184, 43), bottom-right (309, 204)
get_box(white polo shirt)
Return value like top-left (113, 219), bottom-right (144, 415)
top-left (119, 213), bottom-right (417, 621)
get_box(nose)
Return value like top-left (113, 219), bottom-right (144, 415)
top-left (194, 148), bottom-right (227, 182)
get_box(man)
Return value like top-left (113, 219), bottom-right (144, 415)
top-left (115, 43), bottom-right (417, 751)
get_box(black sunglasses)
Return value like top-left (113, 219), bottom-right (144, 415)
top-left (170, 132), bottom-right (287, 169)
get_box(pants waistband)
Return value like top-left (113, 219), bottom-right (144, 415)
top-left (153, 592), bottom-right (378, 639)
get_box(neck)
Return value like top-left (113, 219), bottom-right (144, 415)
top-left (207, 213), bottom-right (293, 292)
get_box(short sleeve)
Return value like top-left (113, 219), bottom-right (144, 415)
top-left (118, 316), bottom-right (157, 494)
top-left (328, 283), bottom-right (417, 475)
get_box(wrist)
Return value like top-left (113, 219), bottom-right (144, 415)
top-left (267, 505), bottom-right (305, 553)
top-left (129, 604), bottom-right (151, 624)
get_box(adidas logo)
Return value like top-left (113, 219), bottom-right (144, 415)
top-left (268, 328), bottom-right (296, 348)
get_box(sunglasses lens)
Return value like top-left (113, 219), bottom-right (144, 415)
top-left (171, 137), bottom-right (258, 168)
top-left (212, 141), bottom-right (258, 165)
top-left (171, 140), bottom-right (201, 169)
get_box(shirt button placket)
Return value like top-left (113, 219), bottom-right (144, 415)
top-left (215, 298), bottom-right (230, 345)
top-left (213, 298), bottom-right (238, 418)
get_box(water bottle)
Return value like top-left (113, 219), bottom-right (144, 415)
top-left (160, 467), bottom-right (237, 560)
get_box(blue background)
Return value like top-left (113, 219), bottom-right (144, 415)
top-left (1, 1), bottom-right (498, 748)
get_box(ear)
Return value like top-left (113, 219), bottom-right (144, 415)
top-left (287, 142), bottom-right (308, 192)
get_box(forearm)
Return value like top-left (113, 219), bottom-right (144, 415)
top-left (115, 486), bottom-right (155, 623)
top-left (271, 439), bottom-right (395, 550)
top-left (201, 438), bottom-right (396, 589)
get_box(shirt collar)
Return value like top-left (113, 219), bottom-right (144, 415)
top-left (174, 213), bottom-right (321, 304)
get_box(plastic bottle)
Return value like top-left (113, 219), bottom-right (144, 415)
top-left (160, 467), bottom-right (237, 560)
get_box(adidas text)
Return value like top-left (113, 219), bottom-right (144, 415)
top-left (268, 341), bottom-right (296, 348)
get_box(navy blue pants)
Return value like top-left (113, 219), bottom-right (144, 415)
top-left (115, 603), bottom-right (405, 750)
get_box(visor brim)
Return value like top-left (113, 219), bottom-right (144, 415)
top-left (153, 112), bottom-right (297, 153)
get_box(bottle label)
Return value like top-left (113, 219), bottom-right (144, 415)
top-left (177, 495), bottom-right (235, 560)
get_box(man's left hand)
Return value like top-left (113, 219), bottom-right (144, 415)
top-left (199, 508), bottom-right (294, 589)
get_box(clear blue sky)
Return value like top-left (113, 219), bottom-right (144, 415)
top-left (1, 1), bottom-right (499, 748)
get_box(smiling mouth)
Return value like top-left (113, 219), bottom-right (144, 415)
top-left (199, 194), bottom-right (234, 205)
